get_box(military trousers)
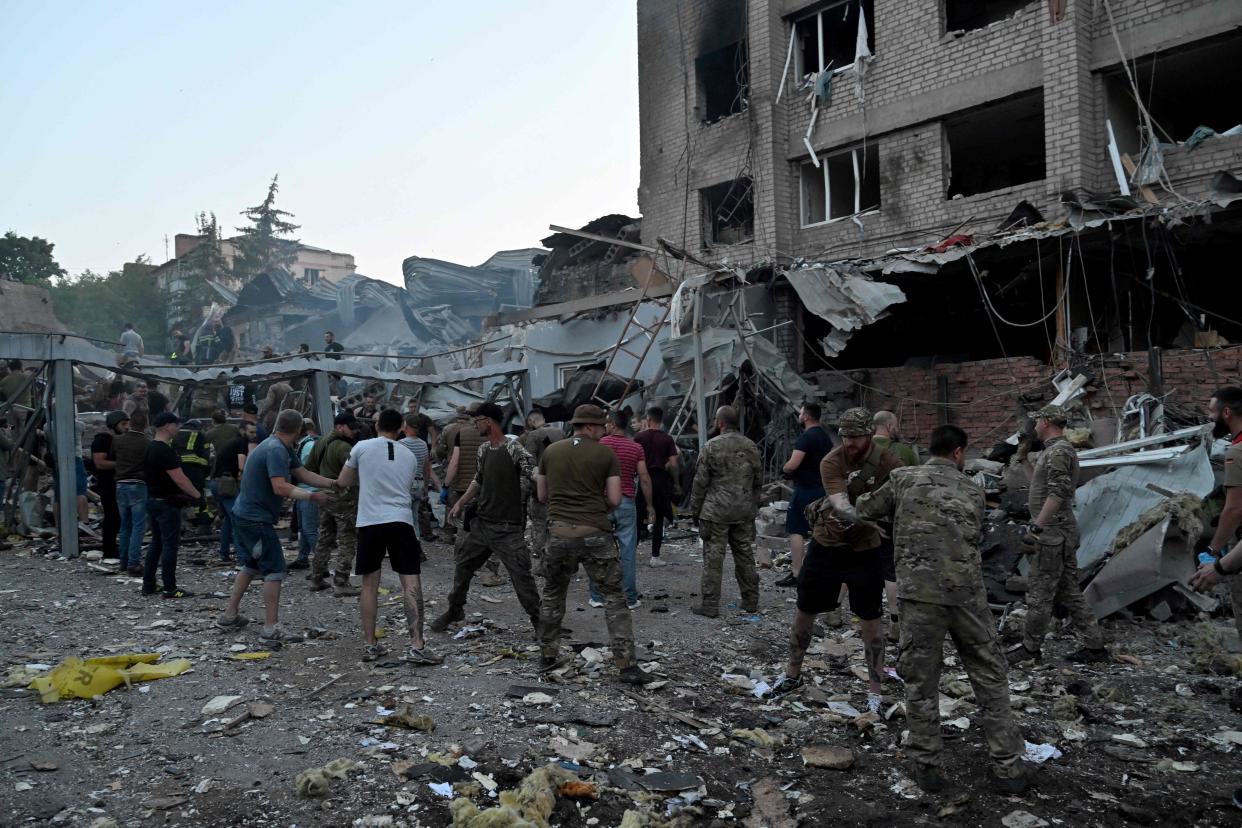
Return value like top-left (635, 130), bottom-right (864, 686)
top-left (539, 533), bottom-right (635, 666)
top-left (898, 596), bottom-right (1024, 773)
top-left (312, 493), bottom-right (357, 583)
top-left (445, 518), bottom-right (541, 624)
top-left (1022, 526), bottom-right (1103, 651)
top-left (698, 518), bottom-right (760, 612)
top-left (527, 496), bottom-right (550, 573)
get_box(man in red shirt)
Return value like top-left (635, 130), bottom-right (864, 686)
top-left (591, 411), bottom-right (652, 609)
top-left (635, 407), bottom-right (679, 565)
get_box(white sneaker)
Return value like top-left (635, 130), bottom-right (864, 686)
top-left (649, 557), bottom-right (668, 568)
top-left (627, 599), bottom-right (642, 610)
top-left (588, 598), bottom-right (604, 608)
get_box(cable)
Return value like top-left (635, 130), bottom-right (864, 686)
top-left (968, 253), bottom-right (1066, 328)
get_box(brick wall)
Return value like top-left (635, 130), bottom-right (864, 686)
top-left (839, 347), bottom-right (1242, 450)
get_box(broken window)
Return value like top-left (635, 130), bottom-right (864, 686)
top-left (1103, 31), bottom-right (1242, 157)
top-left (696, 40), bottom-right (749, 123)
top-left (793, 0), bottom-right (875, 79)
top-left (702, 178), bottom-right (754, 247)
top-left (944, 90), bottom-right (1045, 198)
top-left (800, 145), bottom-right (880, 226)
top-left (944, 0), bottom-right (1035, 33)
top-left (304, 267), bottom-right (321, 284)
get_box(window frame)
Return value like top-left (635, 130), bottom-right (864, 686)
top-left (799, 145), bottom-right (881, 228)
top-left (792, 0), bottom-right (874, 80)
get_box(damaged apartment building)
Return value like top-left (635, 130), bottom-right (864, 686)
top-left (634, 0), bottom-right (1242, 446)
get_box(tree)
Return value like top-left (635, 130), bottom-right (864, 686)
top-left (0, 231), bottom-right (67, 284)
top-left (175, 211), bottom-right (231, 329)
top-left (233, 174), bottom-right (300, 283)
top-left (48, 259), bottom-right (169, 354)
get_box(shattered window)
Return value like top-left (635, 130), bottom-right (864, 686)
top-left (944, 90), bottom-right (1045, 198)
top-left (944, 0), bottom-right (1034, 33)
top-left (304, 267), bottom-right (321, 284)
top-left (696, 40), bottom-right (749, 123)
top-left (702, 178), bottom-right (754, 247)
top-left (800, 144), bottom-right (880, 226)
top-left (793, 0), bottom-right (875, 79)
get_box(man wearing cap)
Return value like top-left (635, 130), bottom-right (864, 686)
top-left (307, 412), bottom-right (362, 595)
top-left (688, 405), bottom-right (762, 618)
top-left (1010, 404), bottom-right (1107, 664)
top-left (91, 411), bottom-right (129, 562)
top-left (430, 402), bottom-right (542, 632)
top-left (142, 411), bottom-right (203, 599)
top-left (768, 407), bottom-right (902, 711)
top-left (535, 404), bottom-right (643, 684)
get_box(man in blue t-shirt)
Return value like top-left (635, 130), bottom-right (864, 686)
top-left (778, 402), bottom-right (833, 589)
top-left (216, 409), bottom-right (339, 642)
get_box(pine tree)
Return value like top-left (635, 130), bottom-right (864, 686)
top-left (233, 174), bottom-right (300, 283)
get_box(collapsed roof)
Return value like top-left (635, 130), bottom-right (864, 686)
top-left (402, 249), bottom-right (542, 318)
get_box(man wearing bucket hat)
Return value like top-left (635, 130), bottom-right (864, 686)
top-left (535, 404), bottom-right (643, 684)
top-left (1008, 403), bottom-right (1107, 665)
top-left (767, 407), bottom-right (902, 711)
top-left (430, 402), bottom-right (542, 633)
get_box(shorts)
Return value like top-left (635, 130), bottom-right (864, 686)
top-left (796, 540), bottom-right (884, 620)
top-left (875, 534), bottom-right (896, 582)
top-left (356, 521), bottom-right (422, 576)
top-left (233, 516), bottom-right (287, 581)
top-left (786, 485), bottom-right (825, 536)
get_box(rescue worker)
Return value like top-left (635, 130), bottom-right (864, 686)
top-left (445, 402), bottom-right (501, 584)
top-left (1189, 386), bottom-right (1242, 640)
top-left (306, 412), bottom-right (362, 596)
top-left (520, 410), bottom-right (564, 575)
top-left (535, 404), bottom-right (643, 684)
top-left (172, 418), bottom-right (212, 528)
top-left (872, 409), bottom-right (919, 643)
top-left (1008, 404), bottom-right (1107, 664)
top-left (430, 403), bottom-right (541, 633)
top-left (854, 424), bottom-right (1032, 795)
top-left (688, 405), bottom-right (762, 618)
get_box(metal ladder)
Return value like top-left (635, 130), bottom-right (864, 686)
top-left (588, 283), bottom-right (674, 410)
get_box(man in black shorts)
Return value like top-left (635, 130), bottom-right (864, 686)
top-left (766, 407), bottom-right (901, 713)
top-left (337, 408), bottom-right (441, 665)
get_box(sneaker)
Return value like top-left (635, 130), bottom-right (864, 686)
top-left (627, 599), bottom-right (642, 610)
top-left (141, 587), bottom-right (159, 597)
top-left (539, 654), bottom-right (569, 673)
top-left (308, 577), bottom-right (330, 592)
top-left (648, 556), bottom-right (668, 568)
top-left (763, 673), bottom-right (804, 698)
top-left (126, 565), bottom-right (144, 577)
top-left (618, 665), bottom-right (646, 685)
top-left (911, 763), bottom-right (946, 794)
top-left (288, 559), bottom-right (309, 570)
top-left (774, 573), bottom-right (797, 588)
top-left (479, 570), bottom-right (507, 588)
top-left (404, 645), bottom-right (443, 665)
top-left (823, 608), bottom-right (843, 628)
top-left (429, 607), bottom-right (465, 633)
top-left (259, 625), bottom-right (291, 643)
top-left (1006, 643), bottom-right (1042, 665)
top-left (333, 582), bottom-right (361, 597)
top-left (162, 588), bottom-right (194, 599)
top-left (1065, 646), bottom-right (1109, 664)
top-left (689, 604), bottom-right (719, 619)
top-left (209, 558), bottom-right (233, 568)
top-left (362, 643), bottom-right (389, 662)
top-left (215, 613), bottom-right (250, 629)
top-left (867, 693), bottom-right (883, 714)
top-left (588, 598), bottom-right (605, 609)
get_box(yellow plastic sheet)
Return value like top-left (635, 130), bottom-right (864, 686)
top-left (28, 654), bottom-right (192, 703)
top-left (230, 652), bottom-right (272, 661)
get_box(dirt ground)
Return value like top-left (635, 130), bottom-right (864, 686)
top-left (1, 527), bottom-right (1240, 827)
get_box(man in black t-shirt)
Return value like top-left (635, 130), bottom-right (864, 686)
top-left (209, 421), bottom-right (254, 564)
top-left (324, 331), bottom-right (344, 359)
top-left (91, 411), bottom-right (129, 561)
top-left (778, 402), bottom-right (833, 589)
top-left (142, 412), bottom-right (202, 598)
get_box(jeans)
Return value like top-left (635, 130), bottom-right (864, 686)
top-left (144, 498), bottom-right (182, 593)
top-left (116, 482), bottom-right (148, 569)
top-left (98, 479), bottom-right (119, 559)
top-left (590, 495), bottom-right (639, 605)
top-left (296, 498), bottom-right (320, 562)
top-left (209, 479), bottom-right (237, 561)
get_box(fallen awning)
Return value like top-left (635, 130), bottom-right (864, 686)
top-left (783, 265), bottom-right (906, 357)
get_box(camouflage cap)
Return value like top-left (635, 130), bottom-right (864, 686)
top-left (837, 407), bottom-right (875, 437)
top-left (1032, 403), bottom-right (1069, 425)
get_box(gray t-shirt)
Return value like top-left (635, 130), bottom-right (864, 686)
top-left (119, 329), bottom-right (143, 357)
top-left (232, 435), bottom-right (301, 524)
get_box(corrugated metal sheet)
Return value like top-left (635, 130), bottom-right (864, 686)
top-left (784, 264), bottom-right (907, 356)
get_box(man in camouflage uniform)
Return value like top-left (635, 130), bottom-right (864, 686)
top-left (1189, 386), bottom-right (1242, 639)
top-left (1010, 404), bottom-right (1107, 664)
top-left (430, 403), bottom-right (542, 633)
top-left (855, 424), bottom-right (1031, 795)
top-left (435, 406), bottom-right (470, 543)
top-left (535, 405), bottom-right (643, 684)
top-left (520, 410), bottom-right (564, 575)
top-left (872, 410), bottom-right (920, 643)
top-left (307, 412), bottom-right (362, 596)
top-left (688, 406), bottom-right (762, 618)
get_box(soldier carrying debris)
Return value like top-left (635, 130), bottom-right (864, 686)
top-left (688, 405), bottom-right (762, 618)
top-left (535, 404), bottom-right (643, 684)
top-left (853, 424), bottom-right (1032, 795)
top-left (1008, 403), bottom-right (1108, 665)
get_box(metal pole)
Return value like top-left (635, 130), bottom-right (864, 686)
top-left (52, 359), bottom-right (79, 559)
top-left (310, 371), bottom-right (334, 434)
top-left (692, 289), bottom-right (708, 453)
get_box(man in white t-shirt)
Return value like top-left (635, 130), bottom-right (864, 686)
top-left (337, 408), bottom-right (441, 665)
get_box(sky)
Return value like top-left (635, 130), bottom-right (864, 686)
top-left (0, 1), bottom-right (640, 285)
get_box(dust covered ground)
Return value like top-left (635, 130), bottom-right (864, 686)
top-left (1, 528), bottom-right (1240, 827)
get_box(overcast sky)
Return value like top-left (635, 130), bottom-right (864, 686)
top-left (0, 1), bottom-right (639, 285)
